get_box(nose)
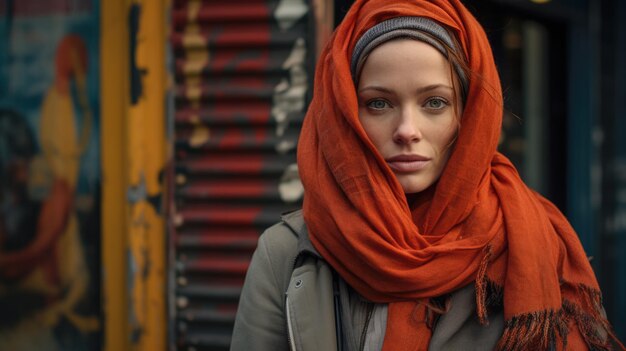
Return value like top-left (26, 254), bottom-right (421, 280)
top-left (393, 108), bottom-right (422, 144)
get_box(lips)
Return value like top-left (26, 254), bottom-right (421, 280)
top-left (385, 154), bottom-right (431, 172)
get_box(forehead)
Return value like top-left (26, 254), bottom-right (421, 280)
top-left (367, 38), bottom-right (445, 61)
top-left (358, 39), bottom-right (452, 83)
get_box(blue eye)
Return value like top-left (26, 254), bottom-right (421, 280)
top-left (367, 99), bottom-right (389, 110)
top-left (425, 97), bottom-right (448, 110)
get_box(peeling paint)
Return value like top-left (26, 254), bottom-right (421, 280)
top-left (127, 174), bottom-right (148, 204)
top-left (176, 174), bottom-right (187, 185)
top-left (275, 0), bottom-right (309, 30)
top-left (183, 48), bottom-right (209, 75)
top-left (127, 248), bottom-right (142, 344)
top-left (169, 1), bottom-right (332, 349)
top-left (122, 1), bottom-right (168, 350)
top-left (272, 38), bottom-right (307, 142)
top-left (189, 125), bottom-right (210, 147)
top-left (173, 213), bottom-right (184, 227)
top-left (186, 0), bottom-right (202, 22)
top-left (276, 139), bottom-right (297, 154)
top-left (279, 163), bottom-right (304, 202)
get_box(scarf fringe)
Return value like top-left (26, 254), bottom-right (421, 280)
top-left (562, 284), bottom-right (626, 351)
top-left (475, 278), bottom-right (503, 326)
top-left (475, 273), bottom-right (624, 350)
top-left (475, 245), bottom-right (500, 325)
top-left (496, 308), bottom-right (568, 351)
top-left (474, 246), bottom-right (567, 350)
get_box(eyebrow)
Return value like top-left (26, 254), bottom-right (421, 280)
top-left (358, 84), bottom-right (454, 95)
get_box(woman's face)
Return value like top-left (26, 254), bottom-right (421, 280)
top-left (357, 39), bottom-right (461, 194)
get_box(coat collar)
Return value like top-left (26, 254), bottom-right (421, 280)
top-left (281, 209), bottom-right (322, 259)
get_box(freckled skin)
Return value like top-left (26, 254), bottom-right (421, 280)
top-left (357, 39), bottom-right (462, 194)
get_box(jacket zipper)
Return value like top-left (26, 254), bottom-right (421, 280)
top-left (285, 252), bottom-right (304, 351)
top-left (358, 303), bottom-right (375, 351)
top-left (286, 295), bottom-right (297, 351)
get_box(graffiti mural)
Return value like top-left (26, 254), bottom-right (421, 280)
top-left (0, 1), bottom-right (100, 350)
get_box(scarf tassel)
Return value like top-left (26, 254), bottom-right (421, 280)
top-left (475, 247), bottom-right (624, 350)
top-left (475, 246), bottom-right (569, 350)
top-left (563, 284), bottom-right (626, 351)
top-left (496, 308), bottom-right (569, 351)
top-left (475, 245), bottom-right (500, 326)
top-left (473, 283), bottom-right (626, 351)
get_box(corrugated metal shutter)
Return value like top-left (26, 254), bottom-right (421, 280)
top-left (170, 0), bottom-right (316, 349)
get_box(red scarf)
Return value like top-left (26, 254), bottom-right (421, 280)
top-left (297, 0), bottom-right (623, 349)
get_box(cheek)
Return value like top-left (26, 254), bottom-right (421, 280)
top-left (359, 118), bottom-right (389, 150)
top-left (432, 123), bottom-right (458, 157)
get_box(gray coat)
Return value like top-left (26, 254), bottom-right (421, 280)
top-left (231, 210), bottom-right (504, 351)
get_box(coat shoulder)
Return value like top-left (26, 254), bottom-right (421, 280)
top-left (254, 210), bottom-right (304, 289)
top-left (260, 209), bottom-right (303, 259)
top-left (230, 211), bottom-right (304, 351)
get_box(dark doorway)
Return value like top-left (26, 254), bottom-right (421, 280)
top-left (463, 1), bottom-right (569, 210)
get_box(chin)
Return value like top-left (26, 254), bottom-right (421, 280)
top-left (397, 176), bottom-right (433, 194)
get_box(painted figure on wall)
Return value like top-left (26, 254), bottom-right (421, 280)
top-left (0, 1), bottom-right (101, 347)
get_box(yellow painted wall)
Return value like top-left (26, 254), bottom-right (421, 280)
top-left (127, 0), bottom-right (168, 349)
top-left (101, 1), bottom-right (168, 350)
top-left (101, 0), bottom-right (129, 349)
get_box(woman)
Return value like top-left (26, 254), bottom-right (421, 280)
top-left (231, 0), bottom-right (623, 350)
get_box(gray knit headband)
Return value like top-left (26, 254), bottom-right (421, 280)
top-left (350, 16), bottom-right (468, 100)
